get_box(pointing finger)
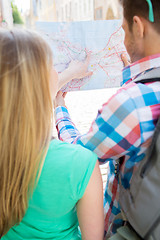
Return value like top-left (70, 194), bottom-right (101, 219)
top-left (121, 54), bottom-right (130, 67)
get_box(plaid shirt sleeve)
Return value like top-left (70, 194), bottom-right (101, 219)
top-left (55, 87), bottom-right (142, 163)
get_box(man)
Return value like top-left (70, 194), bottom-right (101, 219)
top-left (55, 0), bottom-right (160, 237)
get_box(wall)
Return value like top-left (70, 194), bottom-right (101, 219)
top-left (55, 0), bottom-right (94, 22)
top-left (94, 0), bottom-right (122, 20)
top-left (30, 0), bottom-right (57, 26)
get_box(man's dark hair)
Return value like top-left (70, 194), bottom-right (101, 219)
top-left (120, 0), bottom-right (160, 33)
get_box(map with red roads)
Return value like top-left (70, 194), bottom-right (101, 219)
top-left (37, 20), bottom-right (127, 91)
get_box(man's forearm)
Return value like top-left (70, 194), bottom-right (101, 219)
top-left (55, 106), bottom-right (80, 143)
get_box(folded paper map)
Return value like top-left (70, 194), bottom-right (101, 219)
top-left (36, 20), bottom-right (127, 91)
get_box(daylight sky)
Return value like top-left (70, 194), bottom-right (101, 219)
top-left (14, 0), bottom-right (30, 12)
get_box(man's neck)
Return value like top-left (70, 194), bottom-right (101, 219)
top-left (144, 30), bottom-right (160, 57)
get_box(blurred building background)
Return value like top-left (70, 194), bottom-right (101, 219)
top-left (55, 0), bottom-right (94, 22)
top-left (0, 0), bottom-right (122, 28)
top-left (95, 0), bottom-right (122, 20)
top-left (29, 0), bottom-right (57, 26)
top-left (0, 0), bottom-right (13, 27)
top-left (28, 0), bottom-right (122, 26)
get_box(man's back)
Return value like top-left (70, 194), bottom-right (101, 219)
top-left (55, 56), bottom-right (160, 235)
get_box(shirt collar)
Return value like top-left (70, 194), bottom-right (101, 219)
top-left (121, 54), bottom-right (160, 86)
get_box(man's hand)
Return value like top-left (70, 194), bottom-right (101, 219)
top-left (58, 54), bottom-right (93, 91)
top-left (121, 54), bottom-right (131, 67)
top-left (54, 91), bottom-right (67, 108)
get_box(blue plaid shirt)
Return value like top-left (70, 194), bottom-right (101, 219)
top-left (55, 54), bottom-right (160, 236)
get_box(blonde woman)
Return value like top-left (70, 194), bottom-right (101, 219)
top-left (0, 28), bottom-right (104, 240)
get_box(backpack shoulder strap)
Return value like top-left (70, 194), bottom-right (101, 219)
top-left (134, 77), bottom-right (160, 177)
top-left (140, 115), bottom-right (160, 177)
top-left (135, 77), bottom-right (160, 84)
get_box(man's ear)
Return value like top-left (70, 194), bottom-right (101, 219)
top-left (133, 16), bottom-right (145, 39)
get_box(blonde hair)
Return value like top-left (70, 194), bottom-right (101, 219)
top-left (0, 29), bottom-right (53, 236)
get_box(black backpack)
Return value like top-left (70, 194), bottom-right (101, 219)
top-left (118, 77), bottom-right (160, 240)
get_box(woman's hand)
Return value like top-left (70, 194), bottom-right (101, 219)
top-left (58, 54), bottom-right (93, 91)
top-left (54, 91), bottom-right (67, 109)
top-left (67, 54), bottom-right (93, 79)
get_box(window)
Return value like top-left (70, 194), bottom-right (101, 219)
top-left (70, 2), bottom-right (72, 18)
top-left (38, 0), bottom-right (42, 10)
top-left (62, 7), bottom-right (64, 21)
top-left (95, 7), bottom-right (103, 20)
top-left (74, 2), bottom-right (78, 20)
top-left (84, 1), bottom-right (87, 16)
top-left (65, 4), bottom-right (68, 19)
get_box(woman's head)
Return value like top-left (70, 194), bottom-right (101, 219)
top-left (0, 29), bottom-right (55, 236)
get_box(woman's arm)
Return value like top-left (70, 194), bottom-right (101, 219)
top-left (76, 161), bottom-right (104, 240)
top-left (58, 54), bottom-right (93, 91)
